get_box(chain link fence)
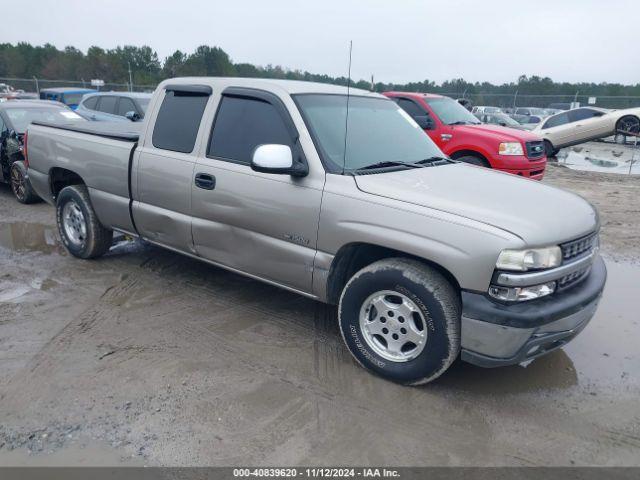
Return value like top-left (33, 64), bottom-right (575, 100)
top-left (2, 76), bottom-right (640, 110)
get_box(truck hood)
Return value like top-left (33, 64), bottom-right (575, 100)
top-left (354, 163), bottom-right (597, 245)
top-left (453, 123), bottom-right (542, 142)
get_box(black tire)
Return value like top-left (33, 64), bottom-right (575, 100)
top-left (543, 140), bottom-right (558, 158)
top-left (56, 185), bottom-right (113, 259)
top-left (338, 258), bottom-right (461, 385)
top-left (455, 155), bottom-right (490, 168)
top-left (10, 161), bottom-right (40, 204)
top-left (616, 115), bottom-right (640, 135)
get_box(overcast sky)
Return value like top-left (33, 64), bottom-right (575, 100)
top-left (4, 0), bottom-right (638, 85)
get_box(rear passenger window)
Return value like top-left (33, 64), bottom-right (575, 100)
top-left (152, 91), bottom-right (209, 153)
top-left (83, 96), bottom-right (98, 110)
top-left (208, 96), bottom-right (291, 164)
top-left (97, 96), bottom-right (118, 114)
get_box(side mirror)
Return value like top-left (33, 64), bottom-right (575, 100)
top-left (414, 115), bottom-right (435, 130)
top-left (251, 144), bottom-right (308, 177)
top-left (125, 111), bottom-right (140, 122)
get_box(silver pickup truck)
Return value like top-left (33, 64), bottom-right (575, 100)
top-left (25, 77), bottom-right (606, 385)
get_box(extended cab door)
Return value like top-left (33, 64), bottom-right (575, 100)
top-left (191, 88), bottom-right (323, 294)
top-left (132, 85), bottom-right (212, 253)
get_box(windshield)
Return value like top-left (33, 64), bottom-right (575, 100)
top-left (484, 106), bottom-right (502, 113)
top-left (425, 97), bottom-right (481, 125)
top-left (492, 113), bottom-right (521, 127)
top-left (6, 107), bottom-right (84, 133)
top-left (295, 94), bottom-right (445, 172)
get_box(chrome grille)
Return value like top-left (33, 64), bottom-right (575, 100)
top-left (558, 266), bottom-right (591, 289)
top-left (561, 232), bottom-right (597, 262)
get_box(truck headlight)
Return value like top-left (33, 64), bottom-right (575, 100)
top-left (496, 246), bottom-right (562, 271)
top-left (489, 282), bottom-right (556, 302)
top-left (498, 142), bottom-right (524, 156)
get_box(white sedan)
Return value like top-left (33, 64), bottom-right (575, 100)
top-left (532, 106), bottom-right (640, 155)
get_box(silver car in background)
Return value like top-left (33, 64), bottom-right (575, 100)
top-left (76, 92), bottom-right (152, 122)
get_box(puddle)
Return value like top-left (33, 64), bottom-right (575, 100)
top-left (0, 222), bottom-right (64, 255)
top-left (558, 149), bottom-right (640, 175)
top-left (562, 259), bottom-right (640, 388)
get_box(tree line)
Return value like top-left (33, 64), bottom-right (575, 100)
top-left (1, 42), bottom-right (638, 97)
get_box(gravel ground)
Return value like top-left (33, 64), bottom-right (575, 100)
top-left (0, 159), bottom-right (638, 466)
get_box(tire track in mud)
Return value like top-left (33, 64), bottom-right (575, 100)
top-left (2, 246), bottom-right (490, 461)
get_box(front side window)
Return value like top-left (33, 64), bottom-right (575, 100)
top-left (208, 96), bottom-right (292, 164)
top-left (83, 96), bottom-right (98, 110)
top-left (295, 94), bottom-right (445, 172)
top-left (117, 98), bottom-right (137, 117)
top-left (396, 98), bottom-right (426, 118)
top-left (542, 112), bottom-right (570, 129)
top-left (152, 90), bottom-right (209, 153)
top-left (424, 97), bottom-right (480, 125)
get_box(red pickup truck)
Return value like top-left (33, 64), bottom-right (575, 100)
top-left (384, 92), bottom-right (547, 180)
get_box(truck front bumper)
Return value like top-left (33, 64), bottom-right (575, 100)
top-left (460, 256), bottom-right (607, 367)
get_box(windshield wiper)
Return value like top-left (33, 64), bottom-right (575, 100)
top-left (416, 156), bottom-right (452, 165)
top-left (355, 160), bottom-right (425, 172)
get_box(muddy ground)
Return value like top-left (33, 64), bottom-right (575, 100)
top-left (0, 160), bottom-right (638, 466)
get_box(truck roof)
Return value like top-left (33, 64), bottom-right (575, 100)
top-left (158, 77), bottom-right (381, 97)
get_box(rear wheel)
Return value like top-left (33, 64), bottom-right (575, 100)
top-left (616, 115), bottom-right (640, 136)
top-left (10, 161), bottom-right (40, 204)
top-left (56, 185), bottom-right (113, 259)
top-left (454, 155), bottom-right (490, 168)
top-left (338, 258), bottom-right (461, 385)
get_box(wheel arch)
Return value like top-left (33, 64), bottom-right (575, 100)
top-left (449, 149), bottom-right (491, 166)
top-left (49, 167), bottom-right (86, 200)
top-left (615, 114), bottom-right (640, 134)
top-left (325, 242), bottom-right (462, 305)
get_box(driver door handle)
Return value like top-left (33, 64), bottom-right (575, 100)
top-left (195, 173), bottom-right (216, 190)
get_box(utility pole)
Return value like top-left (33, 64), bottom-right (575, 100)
top-left (370, 75), bottom-right (374, 92)
top-left (513, 89), bottom-right (518, 109)
top-left (128, 62), bottom-right (133, 92)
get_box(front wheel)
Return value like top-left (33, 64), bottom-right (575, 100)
top-left (455, 155), bottom-right (490, 168)
top-left (338, 258), bottom-right (461, 385)
top-left (544, 140), bottom-right (558, 158)
top-left (10, 161), bottom-right (40, 204)
top-left (56, 185), bottom-right (113, 259)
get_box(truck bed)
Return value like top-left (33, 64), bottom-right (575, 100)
top-left (27, 121), bottom-right (139, 235)
top-left (31, 120), bottom-right (141, 142)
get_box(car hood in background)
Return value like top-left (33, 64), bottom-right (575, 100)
top-left (453, 123), bottom-right (542, 142)
top-left (354, 163), bottom-right (597, 245)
